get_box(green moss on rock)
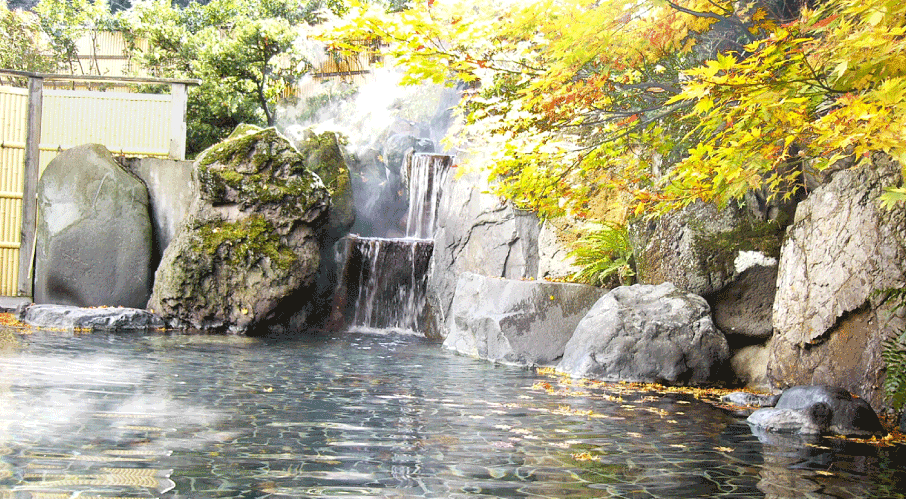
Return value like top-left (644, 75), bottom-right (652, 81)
top-left (189, 216), bottom-right (298, 272)
top-left (195, 125), bottom-right (328, 217)
top-left (693, 219), bottom-right (784, 276)
top-left (297, 129), bottom-right (355, 232)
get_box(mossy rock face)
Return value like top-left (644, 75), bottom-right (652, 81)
top-left (148, 125), bottom-right (331, 334)
top-left (195, 126), bottom-right (328, 222)
top-left (629, 201), bottom-right (783, 297)
top-left (296, 129), bottom-right (355, 237)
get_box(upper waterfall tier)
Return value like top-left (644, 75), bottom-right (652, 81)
top-left (404, 153), bottom-right (454, 240)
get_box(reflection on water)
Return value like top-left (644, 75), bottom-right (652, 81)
top-left (0, 328), bottom-right (903, 498)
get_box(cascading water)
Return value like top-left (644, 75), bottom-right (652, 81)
top-left (334, 153), bottom-right (453, 332)
top-left (347, 237), bottom-right (433, 330)
top-left (405, 153), bottom-right (453, 239)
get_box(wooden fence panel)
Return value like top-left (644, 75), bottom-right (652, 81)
top-left (0, 83), bottom-right (176, 296)
top-left (0, 86), bottom-right (27, 296)
top-left (40, 90), bottom-right (172, 173)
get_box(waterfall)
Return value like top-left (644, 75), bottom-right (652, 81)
top-left (405, 153), bottom-right (453, 239)
top-left (333, 153), bottom-right (453, 333)
top-left (345, 236), bottom-right (433, 331)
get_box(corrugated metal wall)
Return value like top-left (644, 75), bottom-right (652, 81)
top-left (0, 86), bottom-right (27, 296)
top-left (0, 86), bottom-right (173, 296)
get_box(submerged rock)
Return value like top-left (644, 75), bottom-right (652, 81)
top-left (19, 304), bottom-right (164, 331)
top-left (557, 283), bottom-right (730, 386)
top-left (34, 144), bottom-right (154, 309)
top-left (721, 391), bottom-right (780, 408)
top-left (747, 385), bottom-right (886, 437)
top-left (147, 126), bottom-right (331, 333)
top-left (443, 273), bottom-right (607, 366)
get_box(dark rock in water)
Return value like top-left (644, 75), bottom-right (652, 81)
top-left (747, 385), bottom-right (886, 437)
top-left (747, 406), bottom-right (831, 435)
top-left (147, 125), bottom-right (331, 333)
top-left (442, 273), bottom-right (607, 366)
top-left (769, 154), bottom-right (906, 410)
top-left (721, 391), bottom-right (781, 408)
top-left (557, 283), bottom-right (730, 386)
top-left (19, 304), bottom-right (164, 331)
top-left (34, 144), bottom-right (154, 309)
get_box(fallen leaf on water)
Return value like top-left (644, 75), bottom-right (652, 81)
top-left (572, 452), bottom-right (599, 462)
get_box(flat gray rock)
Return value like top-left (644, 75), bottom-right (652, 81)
top-left (19, 304), bottom-right (165, 331)
top-left (443, 273), bottom-right (607, 366)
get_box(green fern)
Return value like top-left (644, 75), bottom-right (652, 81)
top-left (879, 286), bottom-right (906, 411)
top-left (882, 333), bottom-right (906, 412)
top-left (568, 222), bottom-right (635, 287)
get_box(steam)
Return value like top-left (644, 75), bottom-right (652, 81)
top-left (279, 65), bottom-right (459, 158)
top-left (277, 53), bottom-right (461, 237)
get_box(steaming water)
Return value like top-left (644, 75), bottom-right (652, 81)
top-left (1, 328), bottom-right (904, 499)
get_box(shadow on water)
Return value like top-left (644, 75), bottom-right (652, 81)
top-left (0, 327), bottom-right (904, 498)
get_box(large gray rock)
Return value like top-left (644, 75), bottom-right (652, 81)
top-left (709, 261), bottom-right (777, 339)
top-left (629, 202), bottom-right (783, 343)
top-left (19, 304), bottom-right (164, 332)
top-left (747, 385), bottom-right (885, 437)
top-left (147, 126), bottom-right (331, 333)
top-left (120, 157), bottom-right (196, 257)
top-left (769, 154), bottom-right (906, 409)
top-left (443, 273), bottom-right (607, 366)
top-left (425, 169), bottom-right (541, 338)
top-left (630, 202), bottom-right (745, 297)
top-left (538, 218), bottom-right (582, 281)
top-left (558, 283), bottom-right (730, 385)
top-left (34, 144), bottom-right (153, 309)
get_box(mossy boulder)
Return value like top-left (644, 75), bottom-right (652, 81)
top-left (147, 126), bottom-right (331, 333)
top-left (295, 129), bottom-right (355, 238)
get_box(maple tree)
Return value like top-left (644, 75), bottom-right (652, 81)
top-left (319, 0), bottom-right (906, 217)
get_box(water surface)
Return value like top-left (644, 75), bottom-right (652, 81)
top-left (0, 327), bottom-right (903, 498)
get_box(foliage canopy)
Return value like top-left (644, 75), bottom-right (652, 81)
top-left (320, 0), bottom-right (906, 217)
top-left (126, 0), bottom-right (348, 155)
